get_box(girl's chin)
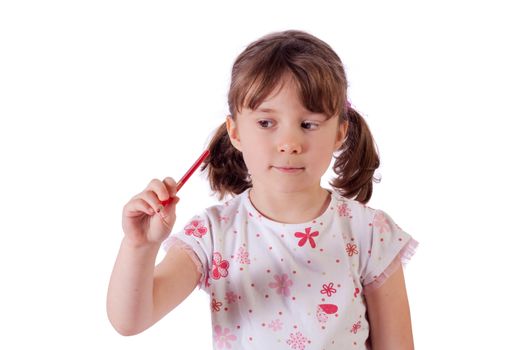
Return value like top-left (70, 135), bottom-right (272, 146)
top-left (251, 181), bottom-right (321, 195)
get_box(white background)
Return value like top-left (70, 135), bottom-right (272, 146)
top-left (1, 0), bottom-right (523, 348)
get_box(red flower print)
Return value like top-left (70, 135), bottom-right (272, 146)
top-left (294, 227), bottom-right (319, 248)
top-left (373, 212), bottom-right (391, 234)
top-left (213, 325), bottom-right (237, 349)
top-left (346, 243), bottom-right (359, 256)
top-left (320, 282), bottom-right (337, 297)
top-left (212, 252), bottom-right (230, 280)
top-left (211, 298), bottom-right (222, 312)
top-left (286, 331), bottom-right (308, 350)
top-left (269, 274), bottom-right (293, 297)
top-left (351, 320), bottom-right (362, 334)
top-left (184, 219), bottom-right (208, 238)
top-left (354, 288), bottom-right (360, 298)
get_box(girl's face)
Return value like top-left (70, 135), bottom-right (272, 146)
top-left (226, 76), bottom-right (348, 196)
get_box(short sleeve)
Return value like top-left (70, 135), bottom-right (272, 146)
top-left (361, 209), bottom-right (418, 294)
top-left (161, 211), bottom-right (213, 291)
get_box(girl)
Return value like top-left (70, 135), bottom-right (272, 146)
top-left (107, 30), bottom-right (418, 350)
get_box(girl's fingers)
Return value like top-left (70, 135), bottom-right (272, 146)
top-left (136, 177), bottom-right (178, 211)
top-left (160, 177), bottom-right (178, 207)
top-left (144, 178), bottom-right (171, 203)
top-left (163, 177), bottom-right (178, 197)
top-left (124, 198), bottom-right (155, 216)
top-left (141, 190), bottom-right (165, 213)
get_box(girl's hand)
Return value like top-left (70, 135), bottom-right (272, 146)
top-left (122, 177), bottom-right (179, 247)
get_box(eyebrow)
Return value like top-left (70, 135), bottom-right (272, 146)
top-left (254, 107), bottom-right (330, 120)
top-left (256, 107), bottom-right (277, 113)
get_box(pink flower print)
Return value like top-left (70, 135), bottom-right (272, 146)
top-left (225, 291), bottom-right (238, 304)
top-left (211, 298), bottom-right (222, 312)
top-left (268, 318), bottom-right (283, 331)
top-left (346, 243), bottom-right (359, 256)
top-left (213, 325), bottom-right (237, 349)
top-left (269, 273), bottom-right (293, 297)
top-left (351, 320), bottom-right (362, 334)
top-left (294, 227), bottom-right (319, 248)
top-left (286, 331), bottom-right (308, 350)
top-left (212, 252), bottom-right (230, 280)
top-left (184, 219), bottom-right (208, 238)
top-left (320, 282), bottom-right (337, 297)
top-left (337, 202), bottom-right (350, 217)
top-left (373, 212), bottom-right (391, 234)
top-left (235, 246), bottom-right (251, 264)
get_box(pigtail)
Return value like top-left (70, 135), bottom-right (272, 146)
top-left (330, 107), bottom-right (381, 204)
top-left (202, 122), bottom-right (252, 200)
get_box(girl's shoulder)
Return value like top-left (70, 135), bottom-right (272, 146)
top-left (330, 189), bottom-right (380, 222)
top-left (196, 190), bottom-right (249, 230)
top-left (329, 189), bottom-right (410, 242)
top-left (204, 191), bottom-right (246, 215)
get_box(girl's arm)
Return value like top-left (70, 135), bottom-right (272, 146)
top-left (106, 238), bottom-right (201, 336)
top-left (365, 264), bottom-right (415, 350)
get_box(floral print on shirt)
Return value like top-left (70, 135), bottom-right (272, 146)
top-left (163, 189), bottom-right (417, 349)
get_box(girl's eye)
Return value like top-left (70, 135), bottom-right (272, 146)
top-left (301, 121), bottom-right (320, 130)
top-left (257, 119), bottom-right (274, 128)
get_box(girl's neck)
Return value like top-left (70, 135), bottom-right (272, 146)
top-left (248, 186), bottom-right (331, 224)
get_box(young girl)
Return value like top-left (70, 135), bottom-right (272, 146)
top-left (107, 30), bottom-right (418, 350)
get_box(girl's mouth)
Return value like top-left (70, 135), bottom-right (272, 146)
top-left (272, 166), bottom-right (305, 174)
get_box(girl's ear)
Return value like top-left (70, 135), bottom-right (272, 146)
top-left (226, 115), bottom-right (242, 152)
top-left (334, 120), bottom-right (349, 150)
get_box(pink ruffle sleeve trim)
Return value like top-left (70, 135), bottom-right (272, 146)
top-left (362, 237), bottom-right (419, 295)
top-left (164, 237), bottom-right (205, 288)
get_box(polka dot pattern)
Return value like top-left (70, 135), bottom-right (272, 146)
top-left (162, 189), bottom-right (417, 349)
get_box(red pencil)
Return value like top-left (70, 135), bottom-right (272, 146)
top-left (160, 149), bottom-right (210, 207)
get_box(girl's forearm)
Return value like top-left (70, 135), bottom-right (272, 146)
top-left (106, 238), bottom-right (161, 335)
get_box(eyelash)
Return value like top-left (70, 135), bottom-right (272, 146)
top-left (257, 120), bottom-right (320, 130)
top-left (301, 121), bottom-right (320, 130)
top-left (257, 120), bottom-right (274, 128)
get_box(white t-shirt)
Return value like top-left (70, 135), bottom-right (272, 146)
top-left (163, 188), bottom-right (418, 350)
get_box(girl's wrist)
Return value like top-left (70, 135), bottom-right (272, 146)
top-left (121, 236), bottom-right (162, 252)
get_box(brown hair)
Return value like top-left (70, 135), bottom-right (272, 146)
top-left (202, 30), bottom-right (380, 204)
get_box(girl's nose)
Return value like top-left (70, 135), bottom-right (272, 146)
top-left (277, 124), bottom-right (304, 154)
top-left (278, 142), bottom-right (302, 154)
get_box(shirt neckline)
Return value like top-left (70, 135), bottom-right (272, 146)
top-left (240, 188), bottom-right (340, 230)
